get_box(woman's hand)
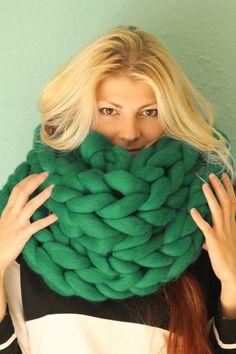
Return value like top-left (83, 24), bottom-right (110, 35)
top-left (190, 172), bottom-right (236, 284)
top-left (0, 171), bottom-right (58, 272)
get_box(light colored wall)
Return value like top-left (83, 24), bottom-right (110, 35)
top-left (0, 0), bottom-right (235, 187)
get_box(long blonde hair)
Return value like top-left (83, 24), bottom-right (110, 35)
top-left (38, 25), bottom-right (235, 183)
top-left (38, 25), bottom-right (235, 353)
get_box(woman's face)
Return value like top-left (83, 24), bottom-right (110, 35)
top-left (95, 75), bottom-right (165, 155)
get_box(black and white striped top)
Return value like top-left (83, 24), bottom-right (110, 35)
top-left (1, 250), bottom-right (236, 353)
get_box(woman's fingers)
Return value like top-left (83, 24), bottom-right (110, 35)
top-left (0, 171), bottom-right (58, 271)
top-left (221, 173), bottom-right (236, 223)
top-left (22, 183), bottom-right (55, 220)
top-left (5, 171), bottom-right (49, 215)
top-left (190, 207), bottom-right (214, 239)
top-left (191, 172), bottom-right (236, 244)
top-left (27, 213), bottom-right (58, 238)
top-left (209, 172), bottom-right (231, 212)
top-left (201, 180), bottom-right (224, 232)
top-left (204, 173), bottom-right (235, 232)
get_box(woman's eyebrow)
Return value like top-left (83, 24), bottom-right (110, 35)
top-left (98, 101), bottom-right (157, 109)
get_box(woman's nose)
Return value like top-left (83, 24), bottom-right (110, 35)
top-left (118, 118), bottom-right (141, 142)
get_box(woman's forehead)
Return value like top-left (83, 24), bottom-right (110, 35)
top-left (96, 75), bottom-right (157, 102)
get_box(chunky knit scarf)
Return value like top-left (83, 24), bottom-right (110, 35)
top-left (0, 124), bottom-right (228, 301)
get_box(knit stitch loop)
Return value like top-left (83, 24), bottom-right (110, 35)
top-left (0, 124), bottom-right (228, 301)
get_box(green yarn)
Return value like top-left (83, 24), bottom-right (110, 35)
top-left (0, 124), bottom-right (229, 301)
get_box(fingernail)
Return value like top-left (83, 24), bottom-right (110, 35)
top-left (40, 171), bottom-right (49, 176)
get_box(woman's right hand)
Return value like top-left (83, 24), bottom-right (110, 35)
top-left (0, 171), bottom-right (58, 272)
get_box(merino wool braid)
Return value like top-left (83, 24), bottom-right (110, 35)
top-left (0, 124), bottom-right (228, 301)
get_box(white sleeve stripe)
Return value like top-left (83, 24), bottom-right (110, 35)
top-left (0, 333), bottom-right (17, 350)
top-left (213, 321), bottom-right (236, 349)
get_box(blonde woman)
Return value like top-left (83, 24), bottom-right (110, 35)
top-left (0, 25), bottom-right (236, 354)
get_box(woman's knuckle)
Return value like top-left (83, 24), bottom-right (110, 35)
top-left (215, 206), bottom-right (222, 215)
top-left (223, 197), bottom-right (231, 206)
top-left (12, 184), bottom-right (20, 192)
top-left (35, 219), bottom-right (45, 228)
top-left (25, 199), bottom-right (35, 210)
top-left (205, 224), bottom-right (212, 233)
top-left (14, 184), bottom-right (26, 194)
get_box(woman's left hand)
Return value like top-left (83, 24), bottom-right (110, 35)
top-left (190, 172), bottom-right (236, 284)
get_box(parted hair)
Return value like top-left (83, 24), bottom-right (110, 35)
top-left (39, 25), bottom-right (235, 183)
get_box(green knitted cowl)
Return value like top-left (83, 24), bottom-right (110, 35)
top-left (0, 124), bottom-right (228, 301)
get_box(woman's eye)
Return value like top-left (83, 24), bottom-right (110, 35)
top-left (142, 109), bottom-right (158, 117)
top-left (99, 108), bottom-right (117, 116)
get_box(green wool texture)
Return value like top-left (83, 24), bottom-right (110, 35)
top-left (0, 124), bottom-right (229, 301)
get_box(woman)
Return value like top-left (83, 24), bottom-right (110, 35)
top-left (0, 25), bottom-right (235, 354)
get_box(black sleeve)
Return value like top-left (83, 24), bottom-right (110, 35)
top-left (188, 250), bottom-right (236, 353)
top-left (0, 305), bottom-right (22, 353)
top-left (209, 300), bottom-right (236, 353)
